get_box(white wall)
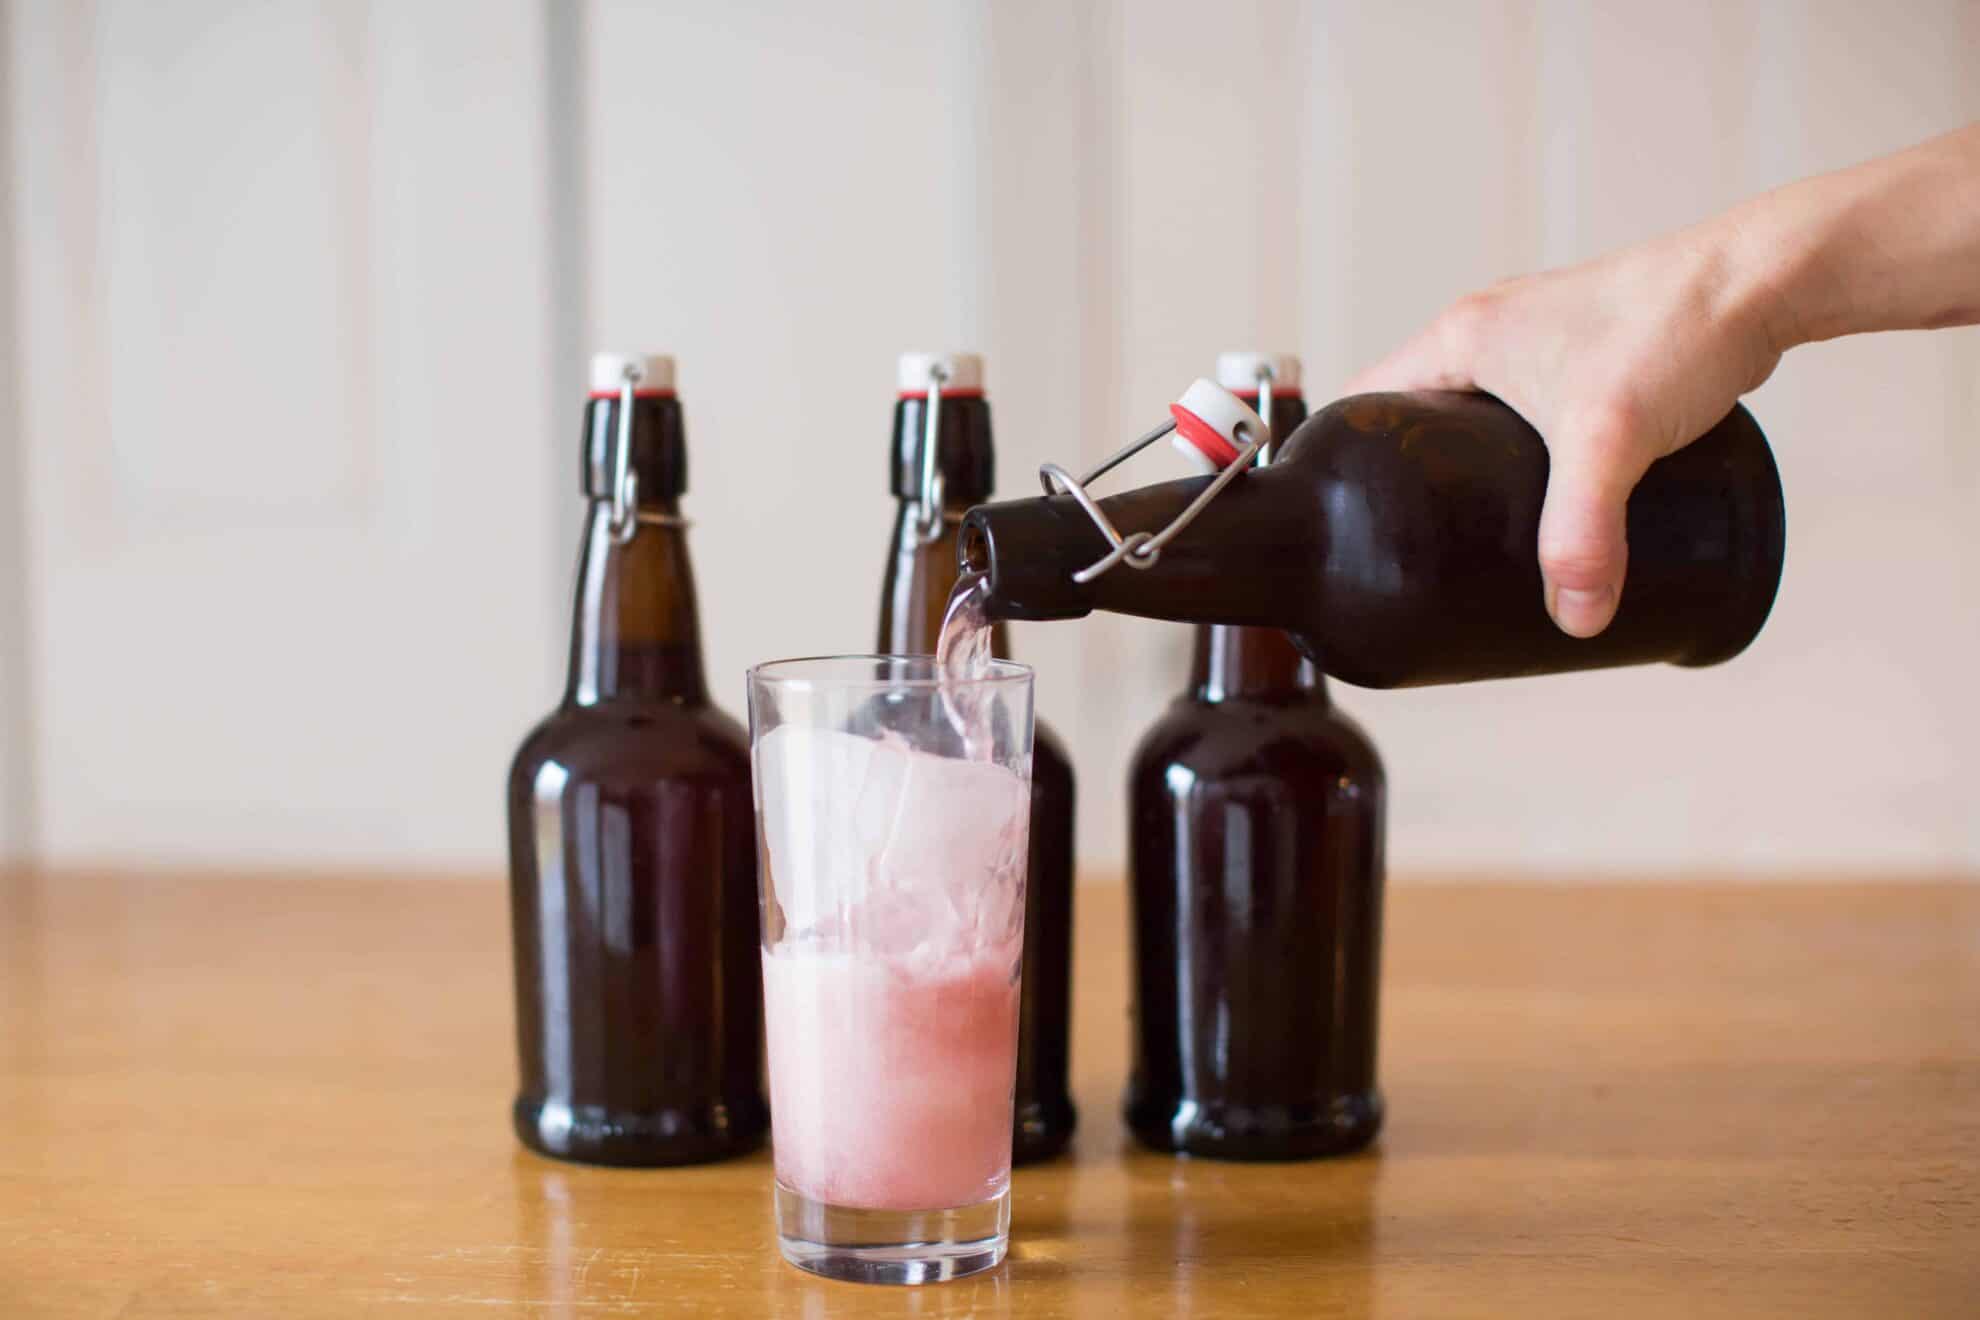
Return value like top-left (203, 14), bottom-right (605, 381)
top-left (4, 0), bottom-right (562, 867)
top-left (0, 0), bottom-right (33, 861)
top-left (3, 0), bottom-right (1975, 874)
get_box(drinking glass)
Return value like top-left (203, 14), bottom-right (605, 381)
top-left (748, 655), bottom-right (1033, 1284)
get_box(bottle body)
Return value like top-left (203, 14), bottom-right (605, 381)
top-left (961, 392), bottom-right (1786, 688)
top-left (876, 380), bottom-right (1078, 1163)
top-left (1126, 378), bottom-right (1385, 1158)
top-left (507, 375), bottom-right (767, 1166)
top-left (507, 666), bottom-right (767, 1165)
top-left (1015, 718), bottom-right (1077, 1160)
top-left (1126, 662), bottom-right (1385, 1158)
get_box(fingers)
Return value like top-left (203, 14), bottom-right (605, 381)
top-left (1347, 285), bottom-right (1662, 640)
top-left (1537, 411), bottom-right (1649, 638)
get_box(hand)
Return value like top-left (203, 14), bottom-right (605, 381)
top-left (1344, 124), bottom-right (1980, 637)
top-left (1344, 220), bottom-right (1788, 638)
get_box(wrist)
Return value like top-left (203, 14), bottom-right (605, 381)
top-left (1712, 130), bottom-right (1980, 349)
top-left (1710, 186), bottom-right (1840, 360)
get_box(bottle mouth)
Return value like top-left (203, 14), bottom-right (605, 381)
top-left (954, 501), bottom-right (1095, 623)
top-left (959, 521), bottom-right (991, 575)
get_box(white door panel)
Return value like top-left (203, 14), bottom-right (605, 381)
top-left (8, 0), bottom-right (560, 865)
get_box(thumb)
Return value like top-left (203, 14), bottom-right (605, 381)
top-left (1537, 432), bottom-right (1642, 639)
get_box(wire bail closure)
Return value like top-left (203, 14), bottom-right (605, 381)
top-left (1036, 366), bottom-right (1273, 585)
top-left (1255, 361), bottom-right (1277, 464)
top-left (912, 362), bottom-right (949, 545)
top-left (608, 362), bottom-right (643, 545)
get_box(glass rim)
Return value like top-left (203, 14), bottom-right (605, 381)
top-left (748, 653), bottom-right (1034, 691)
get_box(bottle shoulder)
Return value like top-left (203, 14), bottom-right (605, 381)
top-left (1129, 692), bottom-right (1383, 789)
top-left (510, 700), bottom-right (750, 791)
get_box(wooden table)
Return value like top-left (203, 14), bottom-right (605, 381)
top-left (2, 869), bottom-right (1976, 1317)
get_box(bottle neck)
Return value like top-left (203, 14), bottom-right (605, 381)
top-left (960, 459), bottom-right (1316, 633)
top-left (1186, 387), bottom-right (1315, 701)
top-left (878, 393), bottom-right (1006, 657)
top-left (960, 381), bottom-right (1320, 629)
top-left (585, 393), bottom-right (686, 501)
top-left (889, 394), bottom-right (995, 504)
top-left (565, 501), bottom-right (707, 707)
top-left (1191, 625), bottom-right (1322, 702)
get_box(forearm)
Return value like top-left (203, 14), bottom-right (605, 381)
top-left (1732, 122), bottom-right (1980, 352)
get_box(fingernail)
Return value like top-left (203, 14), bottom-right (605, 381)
top-left (1547, 584), bottom-right (1618, 638)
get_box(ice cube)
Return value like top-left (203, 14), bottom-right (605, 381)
top-left (871, 750), bottom-right (1028, 886)
top-left (755, 725), bottom-right (891, 935)
top-left (756, 724), bottom-right (1031, 955)
top-left (867, 746), bottom-right (1030, 957)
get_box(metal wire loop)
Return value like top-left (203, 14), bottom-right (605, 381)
top-left (1038, 413), bottom-right (1267, 585)
top-left (1256, 362), bottom-right (1276, 464)
top-left (913, 363), bottom-right (949, 544)
top-left (609, 362), bottom-right (644, 545)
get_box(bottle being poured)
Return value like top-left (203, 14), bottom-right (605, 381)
top-left (956, 379), bottom-right (1788, 689)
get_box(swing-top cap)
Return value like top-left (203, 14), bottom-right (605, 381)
top-left (1214, 352), bottom-right (1302, 395)
top-left (897, 352), bottom-right (984, 396)
top-left (1169, 378), bottom-right (1268, 475)
top-left (589, 352), bottom-right (675, 396)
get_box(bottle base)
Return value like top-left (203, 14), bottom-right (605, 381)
top-left (774, 1182), bottom-right (1009, 1285)
top-left (1011, 1095), bottom-right (1078, 1165)
top-left (1124, 1089), bottom-right (1383, 1161)
top-left (513, 1094), bottom-right (768, 1168)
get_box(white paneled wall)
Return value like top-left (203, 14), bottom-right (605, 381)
top-left (581, 0), bottom-right (992, 702)
top-left (5, 0), bottom-right (561, 866)
top-left (2, 0), bottom-right (1975, 873)
top-left (0, 0), bottom-right (30, 858)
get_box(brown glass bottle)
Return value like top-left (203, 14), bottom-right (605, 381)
top-left (959, 391), bottom-right (1786, 688)
top-left (506, 357), bottom-right (767, 1166)
top-left (1125, 370), bottom-right (1384, 1158)
top-left (877, 356), bottom-right (1077, 1164)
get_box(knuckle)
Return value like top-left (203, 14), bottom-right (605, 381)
top-left (1558, 396), bottom-right (1659, 487)
top-left (1572, 396), bottom-right (1646, 454)
top-left (1537, 539), bottom-right (1622, 584)
top-left (1537, 510), bottom-right (1628, 585)
top-left (1435, 291), bottom-right (1497, 354)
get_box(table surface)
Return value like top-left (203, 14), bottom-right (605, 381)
top-left (2, 868), bottom-right (1976, 1318)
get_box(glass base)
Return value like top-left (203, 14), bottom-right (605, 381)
top-left (774, 1182), bottom-right (1009, 1285)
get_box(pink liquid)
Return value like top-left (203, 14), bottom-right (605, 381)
top-left (934, 569), bottom-right (995, 756)
top-left (764, 941), bottom-right (1021, 1210)
top-left (762, 578), bottom-right (1024, 1212)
